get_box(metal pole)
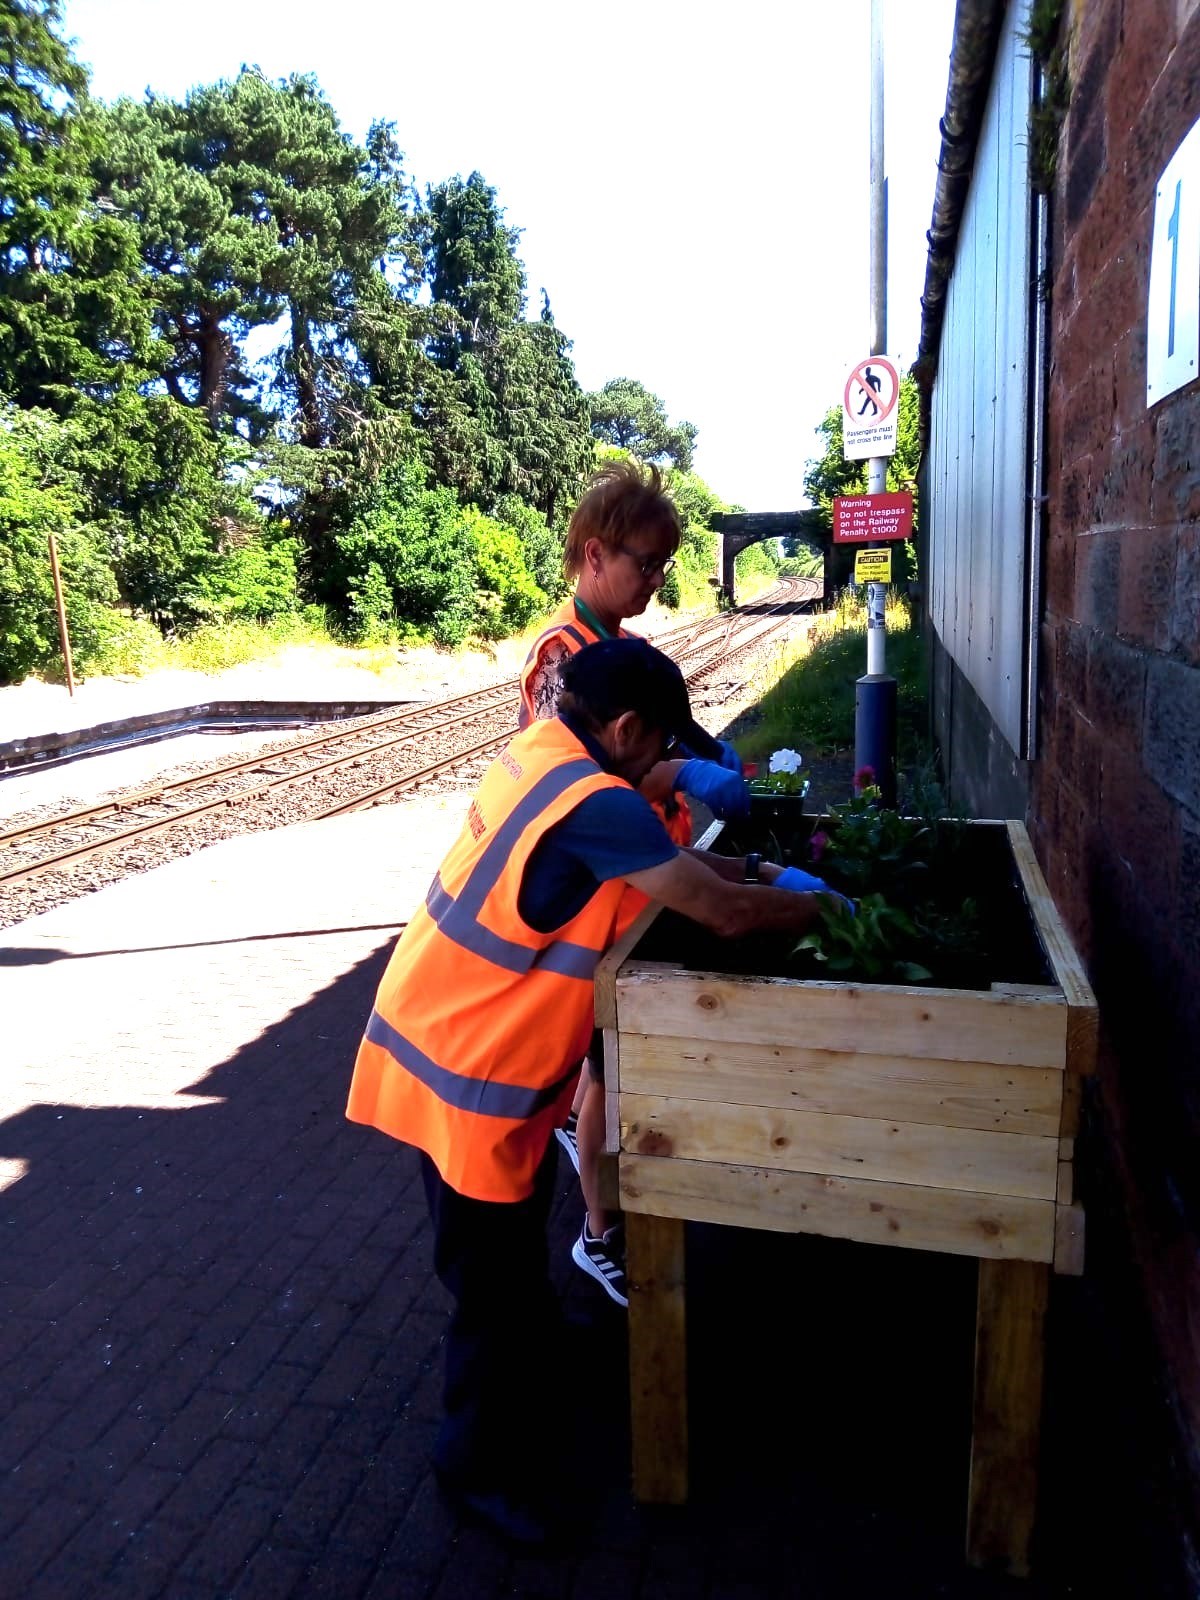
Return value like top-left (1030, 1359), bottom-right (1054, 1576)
top-left (855, 0), bottom-right (897, 806)
top-left (869, 0), bottom-right (887, 375)
top-left (47, 532), bottom-right (76, 697)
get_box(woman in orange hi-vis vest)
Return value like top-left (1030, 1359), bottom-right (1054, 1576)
top-left (346, 637), bottom-right (843, 1547)
top-left (518, 460), bottom-right (749, 1303)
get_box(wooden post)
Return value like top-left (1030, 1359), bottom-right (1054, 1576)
top-left (47, 533), bottom-right (76, 696)
top-left (626, 1211), bottom-right (688, 1503)
top-left (966, 1257), bottom-right (1050, 1574)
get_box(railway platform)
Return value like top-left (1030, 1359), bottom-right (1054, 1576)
top-left (0, 609), bottom-right (1125, 1598)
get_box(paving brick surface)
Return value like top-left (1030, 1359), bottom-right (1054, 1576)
top-left (0, 796), bottom-right (1119, 1597)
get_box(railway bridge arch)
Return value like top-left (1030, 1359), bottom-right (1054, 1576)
top-left (708, 510), bottom-right (829, 606)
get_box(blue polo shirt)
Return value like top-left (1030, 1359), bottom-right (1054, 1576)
top-left (516, 714), bottom-right (679, 934)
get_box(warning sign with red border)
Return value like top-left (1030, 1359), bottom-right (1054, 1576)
top-left (842, 355), bottom-right (900, 460)
top-left (833, 490), bottom-right (913, 544)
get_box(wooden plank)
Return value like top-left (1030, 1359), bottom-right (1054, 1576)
top-left (602, 1027), bottom-right (621, 1156)
top-left (1006, 822), bottom-right (1099, 1078)
top-left (619, 1154), bottom-right (1056, 1264)
top-left (620, 1093), bottom-right (1059, 1201)
top-left (615, 967), bottom-right (1069, 1069)
top-left (1054, 1202), bottom-right (1086, 1276)
top-left (626, 1213), bottom-right (688, 1504)
top-left (1059, 1069), bottom-right (1082, 1137)
top-left (967, 1258), bottom-right (1050, 1575)
top-left (1056, 1160), bottom-right (1073, 1206)
top-left (597, 1153), bottom-right (620, 1211)
top-left (594, 901), bottom-right (662, 1030)
top-left (619, 1033), bottom-right (1064, 1138)
top-left (990, 982), bottom-right (1060, 997)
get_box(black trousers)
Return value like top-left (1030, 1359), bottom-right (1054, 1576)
top-left (420, 1143), bottom-right (566, 1493)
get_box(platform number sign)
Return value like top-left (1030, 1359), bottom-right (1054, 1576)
top-left (1147, 118), bottom-right (1200, 407)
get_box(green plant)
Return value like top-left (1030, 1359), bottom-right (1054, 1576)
top-left (1022, 0), bottom-right (1070, 195)
top-left (815, 780), bottom-right (934, 898)
top-left (749, 747), bottom-right (810, 798)
top-left (795, 894), bottom-right (932, 984)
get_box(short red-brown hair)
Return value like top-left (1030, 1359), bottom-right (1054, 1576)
top-left (562, 459), bottom-right (681, 579)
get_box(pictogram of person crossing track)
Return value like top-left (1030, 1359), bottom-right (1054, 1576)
top-left (842, 354), bottom-right (900, 461)
top-left (844, 356), bottom-right (898, 424)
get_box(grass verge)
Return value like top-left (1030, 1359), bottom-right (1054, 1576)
top-left (736, 589), bottom-right (927, 763)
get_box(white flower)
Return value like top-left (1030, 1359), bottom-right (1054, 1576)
top-left (768, 747), bottom-right (803, 775)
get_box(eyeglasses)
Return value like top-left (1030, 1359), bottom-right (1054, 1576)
top-left (615, 544), bottom-right (676, 579)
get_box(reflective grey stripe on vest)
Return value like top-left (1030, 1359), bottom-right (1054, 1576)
top-left (364, 1008), bottom-right (579, 1120)
top-left (425, 756), bottom-right (608, 979)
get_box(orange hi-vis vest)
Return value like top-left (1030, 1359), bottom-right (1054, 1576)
top-left (517, 598), bottom-right (631, 730)
top-left (346, 716), bottom-right (632, 1203)
top-left (517, 598), bottom-right (692, 873)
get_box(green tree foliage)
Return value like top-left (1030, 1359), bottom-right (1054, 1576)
top-left (494, 492), bottom-right (567, 603)
top-left (589, 377), bottom-right (697, 471)
top-left (0, 404), bottom-right (117, 677)
top-left (325, 461), bottom-right (547, 648)
top-left (462, 507), bottom-right (544, 639)
top-left (0, 1), bottom-right (150, 407)
top-left (0, 13), bottom-right (724, 675)
top-left (421, 176), bottom-right (592, 519)
top-left (425, 171), bottom-right (524, 349)
top-left (664, 465), bottom-right (721, 606)
top-left (59, 386), bottom-right (258, 627)
top-left (185, 529), bottom-right (302, 622)
top-left (184, 72), bottom-right (413, 451)
top-left (735, 538), bottom-right (783, 585)
top-left (90, 94), bottom-right (281, 432)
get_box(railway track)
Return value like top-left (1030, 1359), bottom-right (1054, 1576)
top-left (0, 577), bottom-right (818, 925)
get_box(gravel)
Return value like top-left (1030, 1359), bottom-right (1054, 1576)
top-left (0, 590), bottom-right (815, 931)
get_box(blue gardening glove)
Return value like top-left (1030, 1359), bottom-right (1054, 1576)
top-left (716, 739), bottom-right (744, 775)
top-left (775, 867), bottom-right (856, 914)
top-left (674, 758), bottom-right (751, 820)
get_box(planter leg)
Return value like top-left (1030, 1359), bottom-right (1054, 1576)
top-left (967, 1257), bottom-right (1050, 1575)
top-left (626, 1212), bottom-right (688, 1504)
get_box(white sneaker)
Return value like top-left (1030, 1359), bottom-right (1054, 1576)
top-left (571, 1220), bottom-right (627, 1308)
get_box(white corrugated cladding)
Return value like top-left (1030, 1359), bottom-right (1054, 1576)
top-left (927, 4), bottom-right (1033, 754)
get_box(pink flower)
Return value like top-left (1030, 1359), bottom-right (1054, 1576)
top-left (853, 764), bottom-right (876, 793)
top-left (809, 830), bottom-right (829, 861)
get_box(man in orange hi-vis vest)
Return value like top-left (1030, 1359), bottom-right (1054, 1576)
top-left (346, 637), bottom-right (849, 1548)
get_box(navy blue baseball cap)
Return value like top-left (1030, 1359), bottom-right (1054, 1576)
top-left (558, 637), bottom-right (723, 761)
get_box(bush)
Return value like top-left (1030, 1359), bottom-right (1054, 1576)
top-left (330, 465), bottom-right (475, 646)
top-left (63, 388), bottom-right (262, 631)
top-left (657, 564), bottom-right (682, 609)
top-left (464, 509), bottom-right (546, 639)
top-left (85, 612), bottom-right (168, 677)
top-left (186, 533), bottom-right (302, 623)
top-left (329, 462), bottom-right (549, 648)
top-left (494, 494), bottom-right (567, 603)
top-left (0, 407), bottom-right (120, 683)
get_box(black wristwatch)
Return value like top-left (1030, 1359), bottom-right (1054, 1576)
top-left (743, 851), bottom-right (761, 885)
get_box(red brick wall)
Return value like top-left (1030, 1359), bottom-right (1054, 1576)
top-left (1033, 0), bottom-right (1200, 1547)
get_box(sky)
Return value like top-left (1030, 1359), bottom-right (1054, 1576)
top-left (60, 0), bottom-right (957, 511)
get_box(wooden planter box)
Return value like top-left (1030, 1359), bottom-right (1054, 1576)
top-left (595, 819), bottom-right (1097, 1576)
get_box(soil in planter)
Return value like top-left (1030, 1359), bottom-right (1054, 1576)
top-left (646, 813), bottom-right (1055, 991)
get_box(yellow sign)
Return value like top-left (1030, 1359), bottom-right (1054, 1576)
top-left (854, 546), bottom-right (892, 584)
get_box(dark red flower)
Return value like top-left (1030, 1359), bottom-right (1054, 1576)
top-left (853, 764), bottom-right (876, 792)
